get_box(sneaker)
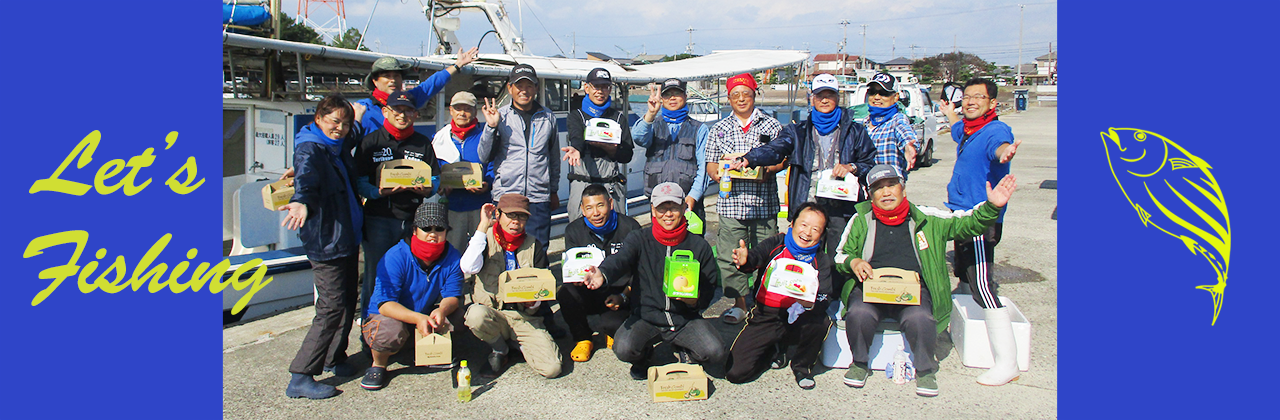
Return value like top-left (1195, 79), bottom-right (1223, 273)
top-left (629, 363), bottom-right (649, 381)
top-left (843, 362), bottom-right (870, 388)
top-left (323, 363), bottom-right (358, 377)
top-left (771, 345), bottom-right (788, 370)
top-left (915, 371), bottom-right (939, 397)
top-left (570, 340), bottom-right (594, 362)
top-left (285, 373), bottom-right (339, 399)
top-left (360, 367), bottom-right (387, 390)
top-left (488, 350), bottom-right (508, 375)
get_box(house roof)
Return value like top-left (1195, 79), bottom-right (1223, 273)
top-left (883, 57), bottom-right (914, 65)
top-left (585, 52), bottom-right (613, 61)
top-left (813, 53), bottom-right (857, 62)
top-left (632, 54), bottom-right (666, 64)
top-left (1036, 51), bottom-right (1056, 61)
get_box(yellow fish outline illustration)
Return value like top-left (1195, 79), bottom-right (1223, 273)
top-left (1102, 128), bottom-right (1231, 325)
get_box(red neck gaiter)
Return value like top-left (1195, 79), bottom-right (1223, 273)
top-left (384, 118), bottom-right (414, 141)
top-left (410, 236), bottom-right (446, 264)
top-left (653, 219), bottom-right (689, 246)
top-left (963, 109), bottom-right (998, 136)
top-left (451, 119), bottom-right (477, 140)
top-left (872, 198), bottom-right (911, 226)
top-left (372, 89), bottom-right (390, 106)
top-left (493, 223), bottom-right (526, 252)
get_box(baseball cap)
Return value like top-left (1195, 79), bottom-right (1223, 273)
top-left (868, 72), bottom-right (896, 92)
top-left (450, 91), bottom-right (477, 107)
top-left (660, 78), bottom-right (686, 95)
top-left (365, 57), bottom-right (412, 90)
top-left (385, 91), bottom-right (415, 109)
top-left (414, 202), bottom-right (448, 229)
top-left (651, 182), bottom-right (685, 207)
top-left (497, 193), bottom-right (531, 216)
top-left (586, 68), bottom-right (613, 85)
top-left (866, 164), bottom-right (903, 189)
top-left (811, 74), bottom-right (838, 94)
top-left (509, 64), bottom-right (538, 85)
top-left (726, 73), bottom-right (758, 92)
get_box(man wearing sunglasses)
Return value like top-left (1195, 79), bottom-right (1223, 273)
top-left (860, 72), bottom-right (920, 179)
top-left (354, 91), bottom-right (441, 329)
top-left (937, 78), bottom-right (1023, 386)
top-left (458, 193), bottom-right (560, 378)
top-left (358, 203), bottom-right (464, 391)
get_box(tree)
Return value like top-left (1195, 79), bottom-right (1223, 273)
top-left (278, 13), bottom-right (322, 44)
top-left (330, 28), bottom-right (371, 51)
top-left (663, 53), bottom-right (699, 61)
top-left (912, 52), bottom-right (998, 84)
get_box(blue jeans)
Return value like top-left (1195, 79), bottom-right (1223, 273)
top-left (613, 317), bottom-right (726, 366)
top-left (525, 201), bottom-right (552, 246)
top-left (361, 215), bottom-right (410, 319)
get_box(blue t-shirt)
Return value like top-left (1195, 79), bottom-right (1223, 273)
top-left (366, 240), bottom-right (465, 318)
top-left (946, 120), bottom-right (1013, 222)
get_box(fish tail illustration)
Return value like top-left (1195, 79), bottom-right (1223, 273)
top-left (1196, 279), bottom-right (1225, 326)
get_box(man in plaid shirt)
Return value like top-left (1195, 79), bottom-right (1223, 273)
top-left (860, 72), bottom-right (920, 179)
top-left (706, 73), bottom-right (785, 324)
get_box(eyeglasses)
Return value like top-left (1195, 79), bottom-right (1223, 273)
top-left (729, 91), bottom-right (755, 99)
top-left (419, 226), bottom-right (446, 232)
top-left (386, 107), bottom-right (418, 116)
top-left (502, 212), bottom-right (530, 221)
top-left (319, 115), bottom-right (349, 128)
top-left (962, 95), bottom-right (991, 101)
top-left (653, 204), bottom-right (683, 215)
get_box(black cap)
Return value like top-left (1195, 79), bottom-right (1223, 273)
top-left (509, 64), bottom-right (538, 85)
top-left (660, 78), bottom-right (686, 95)
top-left (869, 72), bottom-right (896, 92)
top-left (385, 91), bottom-right (415, 108)
top-left (586, 68), bottom-right (613, 85)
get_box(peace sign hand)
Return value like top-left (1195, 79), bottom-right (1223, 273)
top-left (646, 83), bottom-right (661, 116)
top-left (482, 97), bottom-right (500, 127)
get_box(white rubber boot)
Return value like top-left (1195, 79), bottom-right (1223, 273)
top-left (976, 307), bottom-right (1020, 386)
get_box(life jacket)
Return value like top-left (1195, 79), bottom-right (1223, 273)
top-left (644, 118), bottom-right (704, 196)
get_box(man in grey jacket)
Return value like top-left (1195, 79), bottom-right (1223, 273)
top-left (478, 64), bottom-right (572, 245)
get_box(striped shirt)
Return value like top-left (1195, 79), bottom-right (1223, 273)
top-left (861, 112), bottom-right (919, 179)
top-left (706, 108), bottom-right (784, 220)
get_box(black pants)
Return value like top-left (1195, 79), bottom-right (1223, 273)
top-left (844, 285), bottom-right (937, 372)
top-left (289, 254), bottom-right (359, 375)
top-left (556, 283), bottom-right (630, 342)
top-left (613, 317), bottom-right (726, 366)
top-left (726, 301), bottom-right (831, 383)
top-left (954, 223), bottom-right (1004, 309)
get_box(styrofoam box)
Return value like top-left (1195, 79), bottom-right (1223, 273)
top-left (821, 319), bottom-right (915, 371)
top-left (950, 295), bottom-right (1031, 371)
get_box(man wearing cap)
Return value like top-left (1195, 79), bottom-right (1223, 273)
top-left (458, 193), bottom-right (560, 378)
top-left (732, 73), bottom-right (876, 274)
top-left (354, 49), bottom-right (479, 137)
top-left (937, 77), bottom-right (1022, 386)
top-left (632, 77), bottom-right (711, 224)
top-left (834, 165), bottom-right (1019, 397)
top-left (582, 182), bottom-right (722, 380)
top-left (354, 90), bottom-right (442, 324)
top-left (857, 72), bottom-right (920, 179)
top-left (565, 68), bottom-right (634, 221)
top-left (358, 203), bottom-right (464, 391)
top-left (478, 64), bottom-right (569, 245)
top-left (433, 91), bottom-right (496, 250)
top-left (705, 73), bottom-right (787, 324)
top-left (557, 183), bottom-right (642, 363)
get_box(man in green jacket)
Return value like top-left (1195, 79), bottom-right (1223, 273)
top-left (834, 164), bottom-right (1018, 397)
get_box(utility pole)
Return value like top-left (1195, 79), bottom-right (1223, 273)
top-left (838, 20), bottom-right (850, 77)
top-left (571, 32), bottom-right (576, 58)
top-left (892, 36), bottom-right (896, 58)
top-left (860, 24), bottom-right (868, 72)
top-left (685, 26), bottom-right (696, 55)
top-left (1017, 4), bottom-right (1024, 86)
top-left (909, 44), bottom-right (918, 60)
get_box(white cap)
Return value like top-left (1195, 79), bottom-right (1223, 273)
top-left (811, 74), bottom-right (839, 94)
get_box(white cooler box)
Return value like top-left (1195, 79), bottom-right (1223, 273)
top-left (822, 318), bottom-right (914, 371)
top-left (949, 295), bottom-right (1031, 371)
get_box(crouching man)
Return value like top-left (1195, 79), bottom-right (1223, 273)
top-left (726, 202), bottom-right (835, 390)
top-left (558, 184), bottom-right (642, 362)
top-left (459, 193), bottom-right (562, 378)
top-left (582, 182), bottom-right (723, 380)
top-left (835, 165), bottom-right (1018, 397)
top-left (359, 203), bottom-right (464, 390)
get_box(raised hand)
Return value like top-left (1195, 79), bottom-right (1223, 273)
top-left (985, 174), bottom-right (1018, 208)
top-left (561, 146), bottom-right (581, 166)
top-left (454, 47), bottom-right (479, 68)
top-left (732, 239), bottom-right (749, 268)
top-left (646, 84), bottom-right (660, 117)
top-left (999, 139), bottom-right (1022, 164)
top-left (482, 97), bottom-right (500, 127)
top-left (479, 202), bottom-right (497, 231)
top-left (279, 202), bottom-right (307, 230)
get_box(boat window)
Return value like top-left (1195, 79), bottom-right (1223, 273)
top-left (544, 79), bottom-right (569, 112)
top-left (918, 88), bottom-right (933, 109)
top-left (224, 109), bottom-right (247, 177)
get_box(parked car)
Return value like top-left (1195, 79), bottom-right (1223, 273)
top-left (844, 81), bottom-right (938, 168)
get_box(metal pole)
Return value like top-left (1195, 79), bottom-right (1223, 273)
top-left (1017, 4), bottom-right (1024, 86)
top-left (296, 52), bottom-right (307, 99)
top-left (356, 0), bottom-right (381, 51)
top-left (860, 24), bottom-right (867, 72)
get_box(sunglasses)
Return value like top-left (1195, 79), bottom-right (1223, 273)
top-left (869, 88), bottom-right (895, 97)
top-left (419, 226), bottom-right (447, 232)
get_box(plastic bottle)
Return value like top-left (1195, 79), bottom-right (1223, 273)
top-left (457, 360), bottom-right (472, 402)
top-left (719, 163), bottom-right (732, 199)
top-left (890, 345), bottom-right (912, 385)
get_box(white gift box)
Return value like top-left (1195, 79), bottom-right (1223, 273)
top-left (561, 247), bottom-right (605, 284)
top-left (584, 118), bottom-right (622, 144)
top-left (949, 295), bottom-right (1031, 371)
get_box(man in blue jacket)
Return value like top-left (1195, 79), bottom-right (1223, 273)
top-left (353, 50), bottom-right (478, 138)
top-left (358, 202), bottom-right (464, 391)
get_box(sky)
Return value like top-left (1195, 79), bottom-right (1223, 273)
top-left (286, 0), bottom-right (1056, 66)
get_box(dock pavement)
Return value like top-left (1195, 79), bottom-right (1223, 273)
top-left (224, 107), bottom-right (1057, 419)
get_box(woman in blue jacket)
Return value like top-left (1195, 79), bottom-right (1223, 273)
top-left (278, 96), bottom-right (365, 399)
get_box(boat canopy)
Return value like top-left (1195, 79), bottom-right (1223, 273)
top-left (223, 5), bottom-right (270, 27)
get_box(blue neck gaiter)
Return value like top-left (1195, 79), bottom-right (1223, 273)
top-left (784, 228), bottom-right (820, 263)
top-left (586, 210), bottom-right (619, 237)
top-left (661, 105), bottom-right (689, 124)
top-left (581, 96), bottom-right (612, 118)
top-left (810, 107), bottom-right (842, 136)
top-left (868, 104), bottom-right (898, 127)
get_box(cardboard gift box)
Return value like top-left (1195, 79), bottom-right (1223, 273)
top-left (950, 295), bottom-right (1032, 371)
top-left (718, 152), bottom-right (766, 180)
top-left (647, 363), bottom-right (709, 402)
top-left (584, 117), bottom-right (622, 144)
top-left (663, 250), bottom-right (700, 299)
top-left (763, 258), bottom-right (819, 302)
top-left (497, 267), bottom-right (557, 303)
top-left (440, 162), bottom-right (483, 189)
top-left (413, 330), bottom-right (453, 366)
top-left (261, 177), bottom-right (294, 210)
top-left (862, 267), bottom-right (921, 305)
top-left (562, 246), bottom-right (605, 284)
top-left (378, 159), bottom-right (433, 188)
top-left (814, 169), bottom-right (865, 202)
